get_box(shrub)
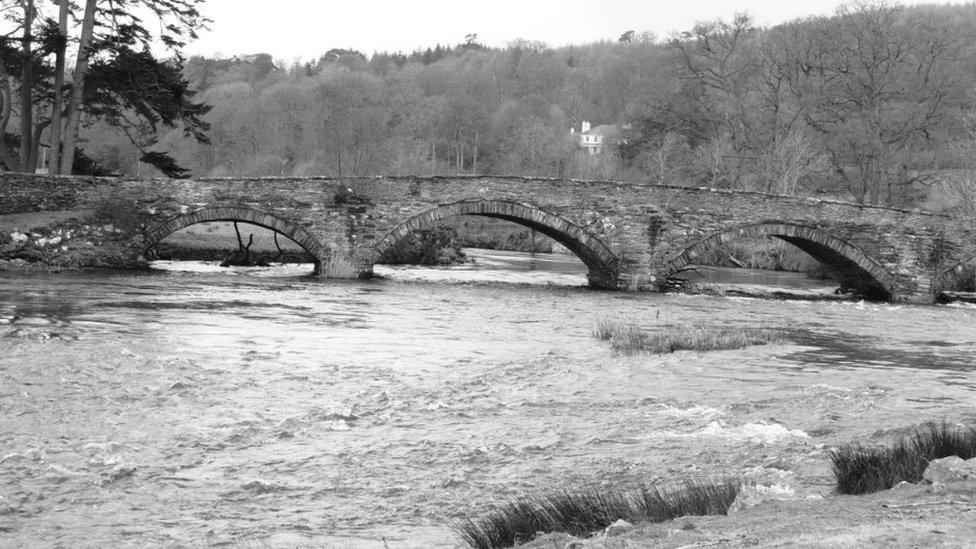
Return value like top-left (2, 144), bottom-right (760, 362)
top-left (92, 197), bottom-right (145, 229)
top-left (378, 226), bottom-right (467, 266)
top-left (453, 478), bottom-right (741, 549)
top-left (830, 421), bottom-right (976, 495)
top-left (947, 265), bottom-right (976, 292)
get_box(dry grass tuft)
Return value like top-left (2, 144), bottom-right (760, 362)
top-left (830, 421), bottom-right (976, 495)
top-left (591, 317), bottom-right (617, 340)
top-left (593, 320), bottom-right (784, 355)
top-left (453, 478), bottom-right (741, 549)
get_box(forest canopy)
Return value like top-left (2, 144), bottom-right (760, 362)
top-left (16, 1), bottom-right (976, 208)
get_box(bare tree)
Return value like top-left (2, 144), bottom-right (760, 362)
top-left (777, 1), bottom-right (967, 204)
top-left (669, 13), bottom-right (764, 187)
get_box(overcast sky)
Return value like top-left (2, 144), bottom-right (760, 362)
top-left (184, 0), bottom-right (961, 61)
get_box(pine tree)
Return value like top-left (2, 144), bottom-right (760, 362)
top-left (0, 0), bottom-right (211, 177)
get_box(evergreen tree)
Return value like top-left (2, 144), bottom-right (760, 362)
top-left (0, 0), bottom-right (211, 177)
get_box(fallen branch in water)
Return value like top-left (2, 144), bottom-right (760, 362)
top-left (221, 222), bottom-right (269, 267)
top-left (274, 232), bottom-right (284, 264)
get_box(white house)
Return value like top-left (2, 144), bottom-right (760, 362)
top-left (571, 121), bottom-right (623, 155)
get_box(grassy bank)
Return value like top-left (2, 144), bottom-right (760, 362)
top-left (593, 320), bottom-right (785, 355)
top-left (830, 421), bottom-right (976, 495)
top-left (454, 479), bottom-right (740, 549)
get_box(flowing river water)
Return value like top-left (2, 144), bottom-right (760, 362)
top-left (1, 249), bottom-right (975, 548)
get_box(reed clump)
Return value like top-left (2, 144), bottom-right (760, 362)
top-left (591, 317), bottom-right (617, 340)
top-left (453, 478), bottom-right (741, 549)
top-left (830, 421), bottom-right (976, 495)
top-left (593, 319), bottom-right (784, 355)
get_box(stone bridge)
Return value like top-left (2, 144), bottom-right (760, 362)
top-left (3, 174), bottom-right (975, 303)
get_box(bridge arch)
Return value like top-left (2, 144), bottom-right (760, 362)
top-left (368, 200), bottom-right (621, 289)
top-left (664, 222), bottom-right (897, 300)
top-left (142, 206), bottom-right (326, 270)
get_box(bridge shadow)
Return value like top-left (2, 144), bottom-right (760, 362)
top-left (367, 200), bottom-right (621, 289)
top-left (666, 222), bottom-right (896, 301)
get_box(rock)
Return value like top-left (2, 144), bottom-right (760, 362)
top-left (728, 483), bottom-right (797, 514)
top-left (518, 532), bottom-right (583, 548)
top-left (605, 519), bottom-right (633, 536)
top-left (9, 232), bottom-right (28, 244)
top-left (923, 456), bottom-right (976, 484)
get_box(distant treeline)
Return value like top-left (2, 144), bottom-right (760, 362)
top-left (83, 2), bottom-right (976, 209)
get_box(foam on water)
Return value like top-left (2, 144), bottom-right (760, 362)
top-left (697, 421), bottom-right (811, 444)
top-left (149, 259), bottom-right (316, 277)
top-left (657, 404), bottom-right (724, 420)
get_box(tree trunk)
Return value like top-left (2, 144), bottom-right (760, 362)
top-left (0, 61), bottom-right (20, 170)
top-left (48, 0), bottom-right (70, 173)
top-left (29, 119), bottom-right (49, 171)
top-left (274, 232), bottom-right (284, 263)
top-left (335, 142), bottom-right (342, 176)
top-left (19, 0), bottom-right (35, 172)
top-left (429, 128), bottom-right (435, 175)
top-left (868, 164), bottom-right (881, 205)
top-left (454, 129), bottom-right (462, 173)
top-left (234, 221), bottom-right (244, 249)
top-left (59, 0), bottom-right (97, 176)
top-left (473, 131), bottom-right (479, 174)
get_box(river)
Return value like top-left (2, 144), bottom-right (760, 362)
top-left (1, 250), bottom-right (975, 548)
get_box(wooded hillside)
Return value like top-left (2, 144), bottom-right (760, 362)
top-left (78, 2), bottom-right (976, 209)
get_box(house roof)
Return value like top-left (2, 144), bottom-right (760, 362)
top-left (582, 124), bottom-right (623, 139)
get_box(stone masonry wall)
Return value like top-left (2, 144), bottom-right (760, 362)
top-left (2, 173), bottom-right (972, 302)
